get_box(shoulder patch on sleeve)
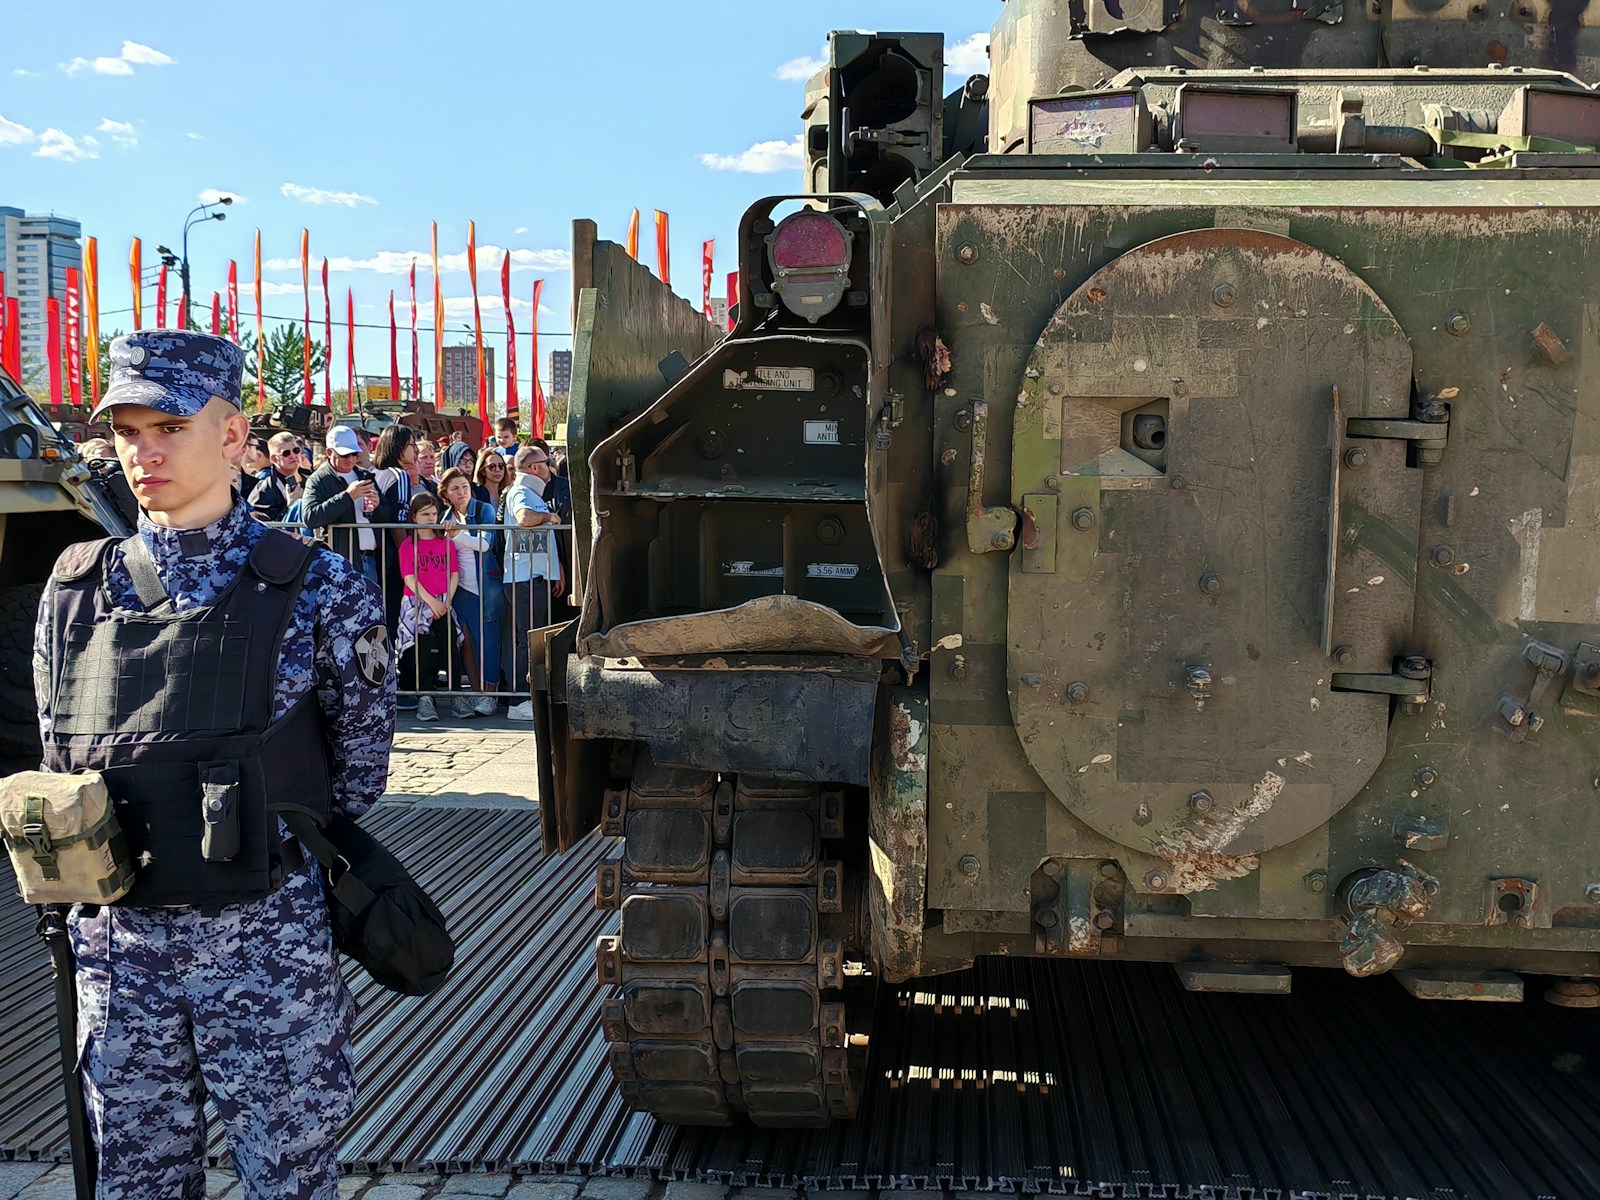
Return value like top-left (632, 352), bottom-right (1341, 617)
top-left (353, 624), bottom-right (390, 687)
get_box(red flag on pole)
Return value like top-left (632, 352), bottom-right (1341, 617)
top-left (0, 273), bottom-right (7, 378)
top-left (3, 299), bottom-right (19, 381)
top-left (654, 211), bottom-right (670, 286)
top-left (702, 239), bottom-right (715, 320)
top-left (346, 289), bottom-right (356, 414)
top-left (626, 209), bottom-right (640, 260)
top-left (431, 222), bottom-right (444, 406)
top-left (388, 290), bottom-right (400, 402)
top-left (227, 260), bottom-right (239, 342)
top-left (300, 230), bottom-right (313, 405)
top-left (129, 239), bottom-right (143, 331)
top-left (46, 299), bottom-right (63, 406)
top-left (83, 240), bottom-right (100, 406)
top-left (409, 259), bottom-right (419, 405)
top-left (726, 270), bottom-right (738, 333)
top-left (322, 258), bottom-right (332, 407)
top-left (501, 252), bottom-right (517, 419)
top-left (64, 268), bottom-right (82, 407)
top-left (155, 265), bottom-right (168, 329)
top-left (253, 230), bottom-right (265, 410)
top-left (530, 278), bottom-right (545, 438)
top-left (175, 291), bottom-right (185, 332)
top-left (210, 292), bottom-right (220, 336)
top-left (467, 222), bottom-right (486, 426)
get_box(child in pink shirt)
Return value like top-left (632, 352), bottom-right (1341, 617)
top-left (398, 491), bottom-right (461, 721)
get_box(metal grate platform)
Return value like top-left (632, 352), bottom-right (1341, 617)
top-left (1, 804), bottom-right (1596, 1198)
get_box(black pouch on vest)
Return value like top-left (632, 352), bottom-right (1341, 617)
top-left (199, 762), bottom-right (241, 862)
top-left (281, 811), bottom-right (454, 997)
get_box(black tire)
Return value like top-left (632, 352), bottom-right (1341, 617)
top-left (0, 582), bottom-right (44, 776)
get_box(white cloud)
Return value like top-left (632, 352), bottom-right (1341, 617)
top-left (186, 132), bottom-right (203, 141)
top-left (97, 117), bottom-right (137, 148)
top-left (198, 187), bottom-right (244, 205)
top-left (264, 246), bottom-right (570, 275)
top-left (259, 281), bottom-right (305, 298)
top-left (513, 226), bottom-right (528, 235)
top-left (774, 47), bottom-right (826, 82)
top-left (62, 40), bottom-right (175, 77)
top-left (34, 129), bottom-right (98, 161)
top-left (700, 134), bottom-right (804, 174)
top-left (947, 32), bottom-right (989, 78)
top-left (12, 69), bottom-right (38, 78)
top-left (0, 115), bottom-right (35, 146)
top-left (280, 182), bottom-right (379, 208)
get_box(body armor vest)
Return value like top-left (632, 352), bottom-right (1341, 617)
top-left (41, 530), bottom-right (334, 907)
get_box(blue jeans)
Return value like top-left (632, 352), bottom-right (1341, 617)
top-left (452, 588), bottom-right (501, 688)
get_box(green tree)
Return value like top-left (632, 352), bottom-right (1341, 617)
top-left (242, 324), bottom-right (329, 407)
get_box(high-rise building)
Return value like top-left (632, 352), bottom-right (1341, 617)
top-left (549, 349), bottom-right (571, 403)
top-left (0, 207), bottom-right (83, 384)
top-left (440, 343), bottom-right (495, 410)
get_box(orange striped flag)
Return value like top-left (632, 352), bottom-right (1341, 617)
top-left (654, 210), bottom-right (670, 285)
top-left (431, 222), bottom-right (444, 405)
top-left (300, 229), bottom-right (312, 405)
top-left (467, 221), bottom-right (486, 425)
top-left (254, 230), bottom-right (265, 410)
top-left (129, 238), bottom-right (142, 330)
top-left (626, 209), bottom-right (640, 260)
top-left (84, 237), bottom-right (100, 405)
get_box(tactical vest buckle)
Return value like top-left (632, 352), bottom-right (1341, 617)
top-left (21, 796), bottom-right (59, 880)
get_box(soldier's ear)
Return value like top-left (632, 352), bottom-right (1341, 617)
top-left (215, 406), bottom-right (252, 464)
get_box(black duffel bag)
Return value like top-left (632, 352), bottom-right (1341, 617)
top-left (282, 811), bottom-right (455, 997)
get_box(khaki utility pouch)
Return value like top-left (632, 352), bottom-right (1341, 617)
top-left (0, 771), bottom-right (135, 904)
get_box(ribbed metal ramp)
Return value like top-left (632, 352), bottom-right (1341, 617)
top-left (2, 805), bottom-right (1597, 1198)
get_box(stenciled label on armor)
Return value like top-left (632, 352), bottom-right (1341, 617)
top-left (724, 561), bottom-right (784, 577)
top-left (722, 366), bottom-right (816, 392)
top-left (806, 562), bottom-right (859, 579)
top-left (804, 420), bottom-right (840, 444)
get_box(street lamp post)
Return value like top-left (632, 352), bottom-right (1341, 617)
top-left (171, 196), bottom-right (233, 330)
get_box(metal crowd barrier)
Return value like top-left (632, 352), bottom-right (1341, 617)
top-left (267, 517), bottom-right (571, 707)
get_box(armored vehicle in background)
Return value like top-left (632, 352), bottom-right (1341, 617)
top-left (0, 364), bottom-right (133, 774)
top-left (539, 0), bottom-right (1600, 1127)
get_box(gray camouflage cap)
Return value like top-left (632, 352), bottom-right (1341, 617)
top-left (90, 330), bottom-right (246, 421)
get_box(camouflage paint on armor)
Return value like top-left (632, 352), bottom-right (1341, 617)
top-left (31, 496), bottom-right (394, 1199)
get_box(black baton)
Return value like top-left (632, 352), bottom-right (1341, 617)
top-left (35, 905), bottom-right (95, 1200)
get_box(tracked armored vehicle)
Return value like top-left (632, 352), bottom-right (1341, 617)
top-left (537, 0), bottom-right (1600, 1127)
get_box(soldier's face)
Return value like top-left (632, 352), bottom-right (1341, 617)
top-left (108, 399), bottom-right (247, 528)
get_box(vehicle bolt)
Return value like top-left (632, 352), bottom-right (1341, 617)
top-left (1586, 883), bottom-right (1600, 902)
top-left (1099, 862), bottom-right (1121, 880)
top-left (993, 530), bottom-right (1014, 550)
top-left (1036, 908), bottom-right (1059, 928)
top-left (1071, 507), bottom-right (1095, 531)
top-left (953, 408), bottom-right (974, 432)
top-left (1042, 860), bottom-right (1064, 879)
top-left (1045, 473), bottom-right (1062, 490)
top-left (1305, 870), bottom-right (1329, 895)
top-left (1343, 447), bottom-right (1369, 470)
top-left (1172, 379), bottom-right (1189, 398)
top-left (1592, 768), bottom-right (1600, 790)
top-left (1198, 572), bottom-right (1222, 596)
top-left (1583, 660), bottom-right (1600, 682)
top-left (1065, 681), bottom-right (1089, 704)
top-left (948, 657), bottom-right (968, 681)
top-left (1189, 790), bottom-right (1215, 813)
top-left (1430, 544), bottom-right (1456, 566)
top-left (958, 854), bottom-right (981, 877)
top-left (1023, 672), bottom-right (1044, 687)
top-left (1417, 766), bottom-right (1439, 787)
top-left (1094, 911), bottom-right (1117, 930)
top-left (1133, 803), bottom-right (1153, 826)
top-left (1400, 656), bottom-right (1430, 679)
top-left (1170, 474), bottom-right (1186, 490)
top-left (1333, 645), bottom-right (1355, 665)
top-left (1145, 870), bottom-right (1168, 889)
top-left (1213, 283), bottom-right (1237, 308)
top-left (1447, 311), bottom-right (1471, 336)
top-left (956, 242), bottom-right (980, 266)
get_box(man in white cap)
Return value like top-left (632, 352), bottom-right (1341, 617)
top-left (303, 424), bottom-right (381, 581)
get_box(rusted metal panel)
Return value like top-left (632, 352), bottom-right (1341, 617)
top-left (868, 685), bottom-right (929, 982)
top-left (567, 656), bottom-right (876, 785)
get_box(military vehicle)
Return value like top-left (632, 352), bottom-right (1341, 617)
top-left (536, 0), bottom-right (1600, 1128)
top-left (0, 364), bottom-right (133, 775)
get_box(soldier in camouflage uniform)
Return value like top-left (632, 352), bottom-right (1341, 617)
top-left (30, 330), bottom-right (395, 1199)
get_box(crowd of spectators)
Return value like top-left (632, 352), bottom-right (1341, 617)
top-left (215, 417), bottom-right (570, 722)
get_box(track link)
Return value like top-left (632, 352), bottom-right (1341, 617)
top-left (595, 753), bottom-right (860, 1127)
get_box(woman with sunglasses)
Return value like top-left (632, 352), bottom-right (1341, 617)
top-left (472, 446), bottom-right (509, 511)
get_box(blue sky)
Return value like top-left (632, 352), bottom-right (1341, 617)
top-left (1, 1), bottom-right (994, 404)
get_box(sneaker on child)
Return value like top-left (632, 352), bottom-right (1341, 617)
top-left (450, 696), bottom-right (476, 719)
top-left (507, 700), bottom-right (534, 721)
top-left (418, 694), bottom-right (438, 722)
top-left (474, 695), bottom-right (499, 717)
